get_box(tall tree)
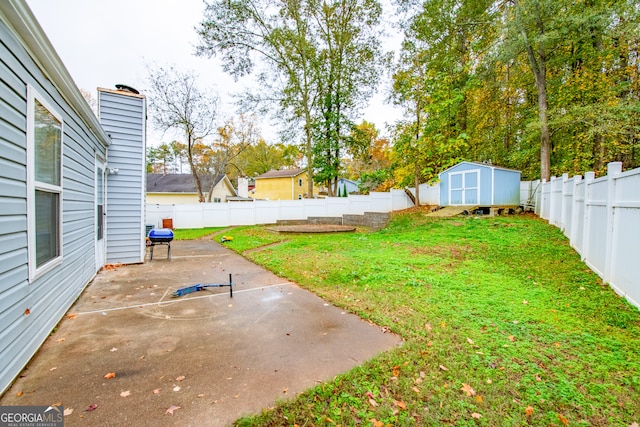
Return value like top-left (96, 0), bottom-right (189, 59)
top-left (146, 66), bottom-right (219, 202)
top-left (196, 0), bottom-right (385, 197)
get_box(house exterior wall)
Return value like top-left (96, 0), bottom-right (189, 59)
top-left (0, 2), bottom-right (110, 394)
top-left (98, 89), bottom-right (146, 264)
top-left (147, 193), bottom-right (200, 205)
top-left (252, 172), bottom-right (313, 200)
top-left (439, 162), bottom-right (521, 207)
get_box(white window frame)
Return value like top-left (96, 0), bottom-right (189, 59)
top-left (27, 85), bottom-right (64, 281)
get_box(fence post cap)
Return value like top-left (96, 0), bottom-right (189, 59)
top-left (607, 162), bottom-right (623, 175)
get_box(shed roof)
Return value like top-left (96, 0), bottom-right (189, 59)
top-left (255, 168), bottom-right (306, 179)
top-left (147, 173), bottom-right (231, 193)
top-left (439, 161), bottom-right (520, 176)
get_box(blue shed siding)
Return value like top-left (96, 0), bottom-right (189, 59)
top-left (439, 162), bottom-right (521, 207)
top-left (0, 5), bottom-right (110, 394)
top-left (493, 168), bottom-right (521, 206)
top-left (98, 89), bottom-right (146, 264)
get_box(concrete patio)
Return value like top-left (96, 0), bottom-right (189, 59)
top-left (0, 239), bottom-right (401, 426)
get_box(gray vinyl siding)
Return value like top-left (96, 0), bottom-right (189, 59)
top-left (98, 89), bottom-right (146, 264)
top-left (0, 14), bottom-right (109, 394)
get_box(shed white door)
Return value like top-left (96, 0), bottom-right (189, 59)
top-left (95, 159), bottom-right (106, 271)
top-left (449, 170), bottom-right (479, 205)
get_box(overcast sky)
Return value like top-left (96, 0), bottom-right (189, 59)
top-left (26, 0), bottom-right (402, 146)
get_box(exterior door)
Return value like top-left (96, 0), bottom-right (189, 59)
top-left (449, 170), bottom-right (479, 205)
top-left (95, 158), bottom-right (106, 271)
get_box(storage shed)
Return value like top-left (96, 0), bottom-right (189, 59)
top-left (439, 162), bottom-right (521, 207)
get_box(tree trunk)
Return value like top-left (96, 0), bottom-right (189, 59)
top-left (536, 73), bottom-right (551, 181)
top-left (186, 133), bottom-right (206, 202)
top-left (520, 1), bottom-right (551, 181)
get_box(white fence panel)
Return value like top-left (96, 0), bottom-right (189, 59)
top-left (549, 176), bottom-right (563, 227)
top-left (584, 177), bottom-right (609, 277)
top-left (255, 201), bottom-right (280, 225)
top-left (325, 197), bottom-right (351, 216)
top-left (540, 181), bottom-right (551, 220)
top-left (571, 180), bottom-right (585, 255)
top-left (528, 162), bottom-right (639, 310)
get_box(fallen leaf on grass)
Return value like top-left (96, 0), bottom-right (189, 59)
top-left (104, 372), bottom-right (116, 379)
top-left (67, 314), bottom-right (77, 319)
top-left (439, 365), bottom-right (448, 371)
top-left (460, 383), bottom-right (476, 397)
top-left (471, 413), bottom-right (482, 419)
top-left (535, 374), bottom-right (542, 382)
top-left (370, 419), bottom-right (384, 427)
top-left (629, 423), bottom-right (639, 427)
top-left (282, 387), bottom-right (289, 394)
top-left (176, 375), bottom-right (185, 381)
top-left (525, 406), bottom-right (534, 416)
top-left (394, 400), bottom-right (407, 410)
top-left (486, 379), bottom-right (492, 384)
top-left (110, 347), bottom-right (118, 352)
top-left (522, 300), bottom-right (528, 305)
top-left (16, 391), bottom-right (23, 397)
top-left (476, 395), bottom-right (483, 403)
top-left (425, 322), bottom-right (432, 331)
top-left (56, 338), bottom-right (65, 343)
top-left (86, 404), bottom-right (98, 412)
top-left (392, 365), bottom-right (400, 377)
top-left (153, 389), bottom-right (161, 394)
top-left (120, 390), bottom-right (131, 397)
top-left (467, 338), bottom-right (474, 345)
top-left (368, 398), bottom-right (379, 407)
top-left (558, 413), bottom-right (569, 426)
top-left (50, 367), bottom-right (57, 371)
top-left (412, 386), bottom-right (421, 394)
top-left (165, 405), bottom-right (181, 415)
top-left (63, 408), bottom-right (73, 416)
top-left (508, 335), bottom-right (515, 342)
top-left (173, 386), bottom-right (181, 392)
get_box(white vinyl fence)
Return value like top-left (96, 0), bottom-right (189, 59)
top-left (525, 162), bottom-right (640, 310)
top-left (146, 189), bottom-right (414, 230)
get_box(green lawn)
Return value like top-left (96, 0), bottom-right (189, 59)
top-left (219, 212), bottom-right (640, 426)
top-left (172, 227), bottom-right (226, 240)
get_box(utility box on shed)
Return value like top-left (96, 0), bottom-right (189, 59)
top-left (439, 161), bottom-right (521, 207)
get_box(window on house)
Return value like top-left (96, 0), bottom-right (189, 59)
top-left (28, 87), bottom-right (63, 280)
top-left (298, 194), bottom-right (302, 200)
top-left (213, 197), bottom-right (221, 203)
top-left (298, 178), bottom-right (303, 187)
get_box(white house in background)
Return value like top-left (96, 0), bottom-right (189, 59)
top-left (0, 0), bottom-right (145, 394)
top-left (146, 173), bottom-right (237, 204)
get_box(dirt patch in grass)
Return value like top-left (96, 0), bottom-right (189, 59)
top-left (411, 243), bottom-right (474, 260)
top-left (266, 224), bottom-right (356, 233)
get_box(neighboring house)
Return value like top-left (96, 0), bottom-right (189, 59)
top-left (337, 178), bottom-right (359, 195)
top-left (251, 168), bottom-right (315, 200)
top-left (146, 173), bottom-right (237, 204)
top-left (0, 0), bottom-right (145, 394)
top-left (319, 178), bottom-right (359, 196)
top-left (439, 161), bottom-right (521, 207)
